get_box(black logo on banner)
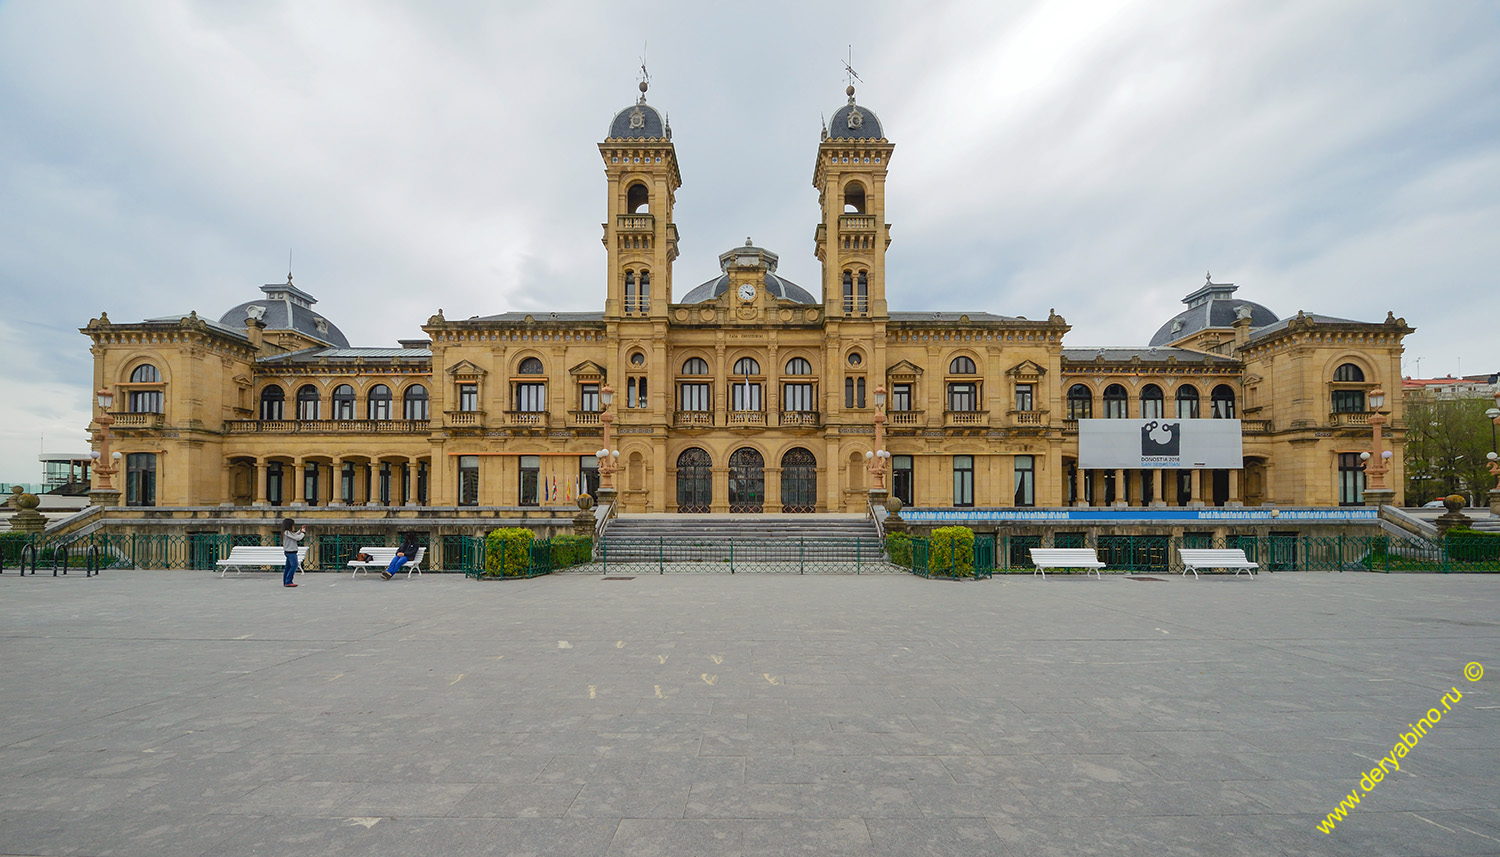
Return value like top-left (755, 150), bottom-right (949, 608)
top-left (1141, 420), bottom-right (1181, 457)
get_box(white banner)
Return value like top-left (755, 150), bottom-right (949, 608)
top-left (1078, 419), bottom-right (1243, 469)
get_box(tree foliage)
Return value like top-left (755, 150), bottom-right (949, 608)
top-left (1403, 396), bottom-right (1498, 505)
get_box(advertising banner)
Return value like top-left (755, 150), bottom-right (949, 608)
top-left (1078, 419), bottom-right (1243, 469)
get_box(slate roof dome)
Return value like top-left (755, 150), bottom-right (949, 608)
top-left (679, 239), bottom-right (817, 304)
top-left (218, 277), bottom-right (350, 347)
top-left (606, 81), bottom-right (670, 140)
top-left (1148, 277), bottom-right (1278, 347)
top-left (826, 85), bottom-right (885, 140)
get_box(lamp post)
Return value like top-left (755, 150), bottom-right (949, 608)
top-left (90, 387), bottom-right (122, 507)
top-left (865, 384), bottom-right (891, 500)
top-left (1486, 393), bottom-right (1500, 513)
top-left (595, 383), bottom-right (619, 504)
top-left (1360, 386), bottom-right (1396, 507)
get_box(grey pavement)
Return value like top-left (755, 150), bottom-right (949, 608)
top-left (0, 567), bottom-right (1497, 856)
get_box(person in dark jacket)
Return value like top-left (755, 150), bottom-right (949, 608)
top-left (382, 534), bottom-right (420, 580)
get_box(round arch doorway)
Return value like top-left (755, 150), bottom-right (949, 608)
top-left (728, 448), bottom-right (765, 513)
top-left (675, 448), bottom-right (712, 513)
top-left (780, 447), bottom-right (817, 513)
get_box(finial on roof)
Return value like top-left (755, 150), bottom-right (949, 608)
top-left (842, 45), bottom-right (862, 104)
top-left (745, 236), bottom-right (753, 246)
top-left (637, 52), bottom-right (650, 104)
top-left (1205, 270), bottom-right (1212, 284)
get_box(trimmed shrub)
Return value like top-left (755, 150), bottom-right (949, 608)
top-left (930, 526), bottom-right (975, 578)
top-left (484, 528), bottom-right (534, 577)
top-left (550, 534), bottom-right (593, 569)
top-left (885, 532), bottom-right (912, 568)
top-left (1446, 527), bottom-right (1500, 563)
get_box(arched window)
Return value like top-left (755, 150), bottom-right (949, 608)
top-left (1333, 363), bottom-right (1365, 382)
top-left (843, 182), bottom-right (865, 214)
top-left (682, 357), bottom-right (709, 376)
top-left (367, 384), bottom-right (392, 420)
top-left (638, 270), bottom-right (650, 313)
top-left (1067, 384), bottom-right (1092, 420)
top-left (127, 364), bottom-right (163, 413)
top-left (1176, 385), bottom-right (1201, 419)
top-left (1140, 384), bottom-right (1164, 419)
top-left (1211, 384), bottom-right (1236, 419)
top-left (949, 356), bottom-right (977, 375)
top-left (518, 357), bottom-right (544, 375)
top-left (130, 364), bottom-right (161, 383)
top-left (842, 270), bottom-right (854, 313)
top-left (332, 384), bottom-right (355, 420)
top-left (624, 271), bottom-right (636, 316)
top-left (296, 384), bottom-right (321, 420)
top-left (1103, 384), bottom-right (1128, 419)
top-left (626, 182), bottom-right (649, 214)
top-left (785, 357), bottom-right (812, 375)
top-left (403, 384), bottom-right (429, 421)
top-left (856, 272), bottom-right (868, 313)
top-left (259, 385), bottom-right (285, 421)
top-left (733, 357), bottom-right (760, 376)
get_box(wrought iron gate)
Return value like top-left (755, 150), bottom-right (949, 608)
top-left (676, 448), bottom-right (712, 513)
top-left (780, 447), bottom-right (817, 512)
top-left (728, 448), bottom-right (764, 513)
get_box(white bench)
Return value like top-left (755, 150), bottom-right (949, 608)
top-left (1028, 547), bottom-right (1106, 579)
top-left (216, 546), bottom-right (308, 577)
top-left (348, 547), bottom-right (426, 579)
top-left (1178, 548), bottom-right (1258, 579)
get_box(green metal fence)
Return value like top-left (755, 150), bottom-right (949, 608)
top-left (458, 535), bottom-right (594, 579)
top-left (590, 536), bottom-right (894, 575)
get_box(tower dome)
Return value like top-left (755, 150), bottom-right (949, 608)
top-left (1148, 276), bottom-right (1278, 347)
top-left (826, 85), bottom-right (885, 140)
top-left (606, 80), bottom-right (670, 140)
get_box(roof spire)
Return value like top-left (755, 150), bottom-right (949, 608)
top-left (638, 46), bottom-right (650, 104)
top-left (288, 248), bottom-right (294, 286)
top-left (842, 45), bottom-right (862, 103)
top-left (1205, 270), bottom-right (1212, 284)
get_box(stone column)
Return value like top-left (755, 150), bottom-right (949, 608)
top-left (1226, 469), bottom-right (1243, 508)
top-left (288, 458), bottom-right (302, 506)
top-left (254, 459), bottom-right (268, 507)
top-left (1149, 469), bottom-right (1166, 507)
top-left (1189, 469), bottom-right (1205, 508)
top-left (1074, 466), bottom-right (1088, 508)
top-left (329, 458), bottom-right (344, 506)
top-left (1113, 469), bottom-right (1127, 507)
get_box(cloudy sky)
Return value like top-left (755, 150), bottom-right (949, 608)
top-left (1, 0), bottom-right (1497, 481)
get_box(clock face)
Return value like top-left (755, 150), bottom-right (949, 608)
top-left (738, 283), bottom-right (755, 301)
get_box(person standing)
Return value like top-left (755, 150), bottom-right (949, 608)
top-left (282, 518), bottom-right (306, 587)
top-left (381, 533), bottom-right (420, 580)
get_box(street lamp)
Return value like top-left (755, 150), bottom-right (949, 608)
top-left (1359, 386), bottom-right (1393, 505)
top-left (596, 383), bottom-right (619, 495)
top-left (92, 387), bottom-right (120, 501)
top-left (865, 384), bottom-right (890, 492)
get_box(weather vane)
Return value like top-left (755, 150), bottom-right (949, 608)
top-left (841, 45), bottom-right (862, 88)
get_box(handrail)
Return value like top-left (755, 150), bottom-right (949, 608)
top-left (866, 493), bottom-right (886, 544)
top-left (1379, 505), bottom-right (1438, 541)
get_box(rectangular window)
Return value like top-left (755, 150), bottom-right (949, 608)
top-left (1338, 452), bottom-right (1366, 506)
top-left (892, 455), bottom-right (914, 506)
top-left (416, 462), bottom-right (429, 505)
top-left (1014, 384), bottom-right (1033, 412)
top-left (125, 452), bottom-right (156, 507)
top-left (952, 455), bottom-right (974, 507)
top-left (783, 383), bottom-right (814, 412)
top-left (1212, 396), bottom-right (1235, 419)
top-left (341, 463), bottom-right (355, 503)
top-left (458, 384), bottom-right (479, 412)
top-left (516, 383), bottom-right (547, 412)
top-left (1141, 470), bottom-right (1154, 504)
top-left (627, 377), bottom-right (638, 408)
top-left (519, 455), bottom-right (540, 506)
top-left (403, 395), bottom-right (428, 421)
top-left (580, 455), bottom-right (600, 498)
top-left (732, 382), bottom-right (761, 411)
top-left (1013, 455), bottom-right (1034, 507)
top-left (128, 390), bottom-right (162, 413)
top-left (297, 397), bottom-right (319, 421)
top-left (580, 383), bottom-right (600, 413)
top-left (1141, 398), bottom-right (1163, 419)
top-left (1104, 397), bottom-right (1127, 419)
top-left (1332, 390), bottom-right (1365, 413)
top-left (856, 273), bottom-right (868, 314)
top-left (261, 395), bottom-right (284, 421)
top-left (303, 462), bottom-right (319, 505)
top-left (458, 456), bottom-right (479, 506)
top-left (266, 463), bottom-right (283, 506)
top-left (368, 397), bottom-right (390, 421)
top-left (378, 463), bottom-right (391, 505)
top-left (1177, 398), bottom-right (1199, 419)
top-left (892, 383), bottom-right (912, 412)
top-left (844, 377), bottom-right (866, 409)
top-left (679, 383), bottom-right (711, 412)
top-left (948, 382), bottom-right (977, 412)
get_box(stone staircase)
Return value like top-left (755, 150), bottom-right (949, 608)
top-left (598, 513), bottom-right (884, 567)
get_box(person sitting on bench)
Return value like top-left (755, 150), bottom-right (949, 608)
top-left (382, 535), bottom-right (420, 580)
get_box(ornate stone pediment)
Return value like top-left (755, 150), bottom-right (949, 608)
top-left (569, 360), bottom-right (607, 380)
top-left (1006, 360), bottom-right (1046, 380)
top-left (446, 360), bottom-right (487, 380)
top-left (886, 359), bottom-right (924, 379)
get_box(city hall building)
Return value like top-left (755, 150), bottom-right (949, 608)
top-left (82, 84), bottom-right (1413, 515)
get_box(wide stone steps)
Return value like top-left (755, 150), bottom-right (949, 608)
top-left (600, 515), bottom-right (882, 562)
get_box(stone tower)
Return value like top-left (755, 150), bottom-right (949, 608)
top-left (813, 85), bottom-right (893, 320)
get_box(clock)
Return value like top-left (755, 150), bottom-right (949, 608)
top-left (737, 283), bottom-right (756, 301)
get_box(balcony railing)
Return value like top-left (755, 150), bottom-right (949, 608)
top-left (225, 419), bottom-right (431, 434)
top-left (445, 410), bottom-right (484, 427)
top-left (111, 412), bottom-right (164, 428)
top-left (674, 411), bottom-right (713, 428)
top-left (727, 410), bottom-right (765, 427)
top-left (840, 214), bottom-right (876, 232)
top-left (888, 410), bottom-right (923, 427)
top-left (617, 214), bottom-right (654, 232)
top-left (1329, 411), bottom-right (1372, 427)
top-left (779, 410), bottom-right (821, 428)
top-left (1063, 419), bottom-right (1079, 434)
top-left (571, 411), bottom-right (602, 426)
top-left (945, 410), bottom-right (989, 427)
top-left (1242, 419), bottom-right (1274, 434)
top-left (505, 411), bottom-right (549, 429)
top-left (1010, 410), bottom-right (1046, 426)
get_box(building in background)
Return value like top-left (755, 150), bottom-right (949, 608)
top-left (81, 84), bottom-right (1414, 513)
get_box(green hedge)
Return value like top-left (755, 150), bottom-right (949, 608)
top-left (1447, 528), bottom-right (1500, 562)
top-left (550, 534), bottom-right (593, 569)
top-left (930, 526), bottom-right (975, 578)
top-left (485, 528), bottom-right (534, 577)
top-left (885, 532), bottom-right (912, 567)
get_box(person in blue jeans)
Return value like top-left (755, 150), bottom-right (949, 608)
top-left (382, 534), bottom-right (420, 580)
top-left (282, 518), bottom-right (305, 587)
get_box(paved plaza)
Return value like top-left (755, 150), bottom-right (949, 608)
top-left (1, 567), bottom-right (1497, 856)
